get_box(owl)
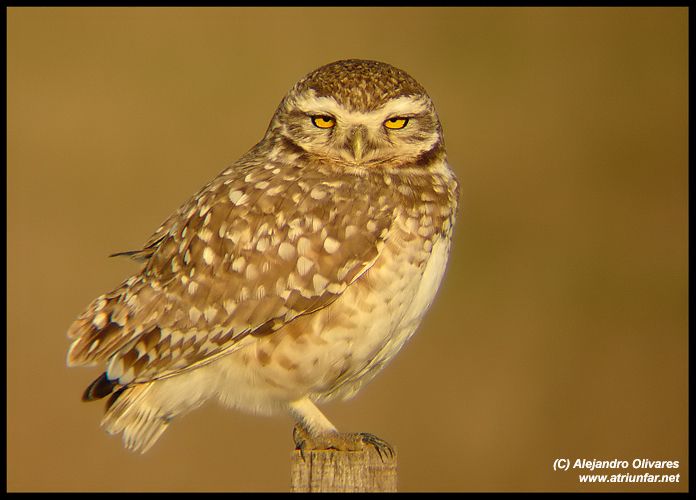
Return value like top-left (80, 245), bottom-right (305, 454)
top-left (67, 59), bottom-right (459, 455)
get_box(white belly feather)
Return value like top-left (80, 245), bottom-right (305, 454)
top-left (399, 235), bottom-right (451, 331)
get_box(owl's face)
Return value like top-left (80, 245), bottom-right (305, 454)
top-left (266, 60), bottom-right (444, 167)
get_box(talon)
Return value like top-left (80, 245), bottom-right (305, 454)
top-left (293, 424), bottom-right (310, 461)
top-left (356, 432), bottom-right (395, 462)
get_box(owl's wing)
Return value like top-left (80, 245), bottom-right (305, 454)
top-left (67, 160), bottom-right (395, 387)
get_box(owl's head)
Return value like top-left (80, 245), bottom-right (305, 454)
top-left (266, 59), bottom-right (444, 167)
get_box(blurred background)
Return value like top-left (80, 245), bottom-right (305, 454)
top-left (7, 7), bottom-right (687, 492)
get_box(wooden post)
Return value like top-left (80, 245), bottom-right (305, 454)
top-left (290, 448), bottom-right (397, 492)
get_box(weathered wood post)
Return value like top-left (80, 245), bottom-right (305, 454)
top-left (290, 448), bottom-right (397, 492)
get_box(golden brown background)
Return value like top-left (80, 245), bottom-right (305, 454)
top-left (7, 7), bottom-right (687, 492)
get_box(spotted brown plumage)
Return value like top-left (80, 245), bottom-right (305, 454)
top-left (67, 59), bottom-right (459, 453)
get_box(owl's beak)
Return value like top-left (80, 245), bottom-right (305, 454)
top-left (347, 126), bottom-right (368, 162)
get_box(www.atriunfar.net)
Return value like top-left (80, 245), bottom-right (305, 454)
top-left (552, 458), bottom-right (681, 484)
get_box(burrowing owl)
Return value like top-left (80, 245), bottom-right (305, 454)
top-left (67, 59), bottom-right (459, 454)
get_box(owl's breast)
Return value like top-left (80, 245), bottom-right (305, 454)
top-left (306, 225), bottom-right (452, 402)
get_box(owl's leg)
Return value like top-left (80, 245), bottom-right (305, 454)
top-left (288, 397), bottom-right (338, 435)
top-left (289, 397), bottom-right (395, 462)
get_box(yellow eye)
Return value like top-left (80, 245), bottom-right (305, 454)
top-left (311, 116), bottom-right (335, 129)
top-left (384, 117), bottom-right (409, 129)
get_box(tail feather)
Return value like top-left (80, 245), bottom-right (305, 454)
top-left (82, 372), bottom-right (120, 401)
top-left (100, 383), bottom-right (170, 454)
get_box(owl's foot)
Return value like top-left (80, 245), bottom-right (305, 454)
top-left (293, 424), bottom-right (395, 462)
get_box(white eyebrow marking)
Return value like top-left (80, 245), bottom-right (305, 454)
top-left (293, 92), bottom-right (430, 126)
top-left (380, 96), bottom-right (429, 117)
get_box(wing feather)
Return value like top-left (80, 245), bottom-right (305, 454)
top-left (67, 158), bottom-right (395, 386)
